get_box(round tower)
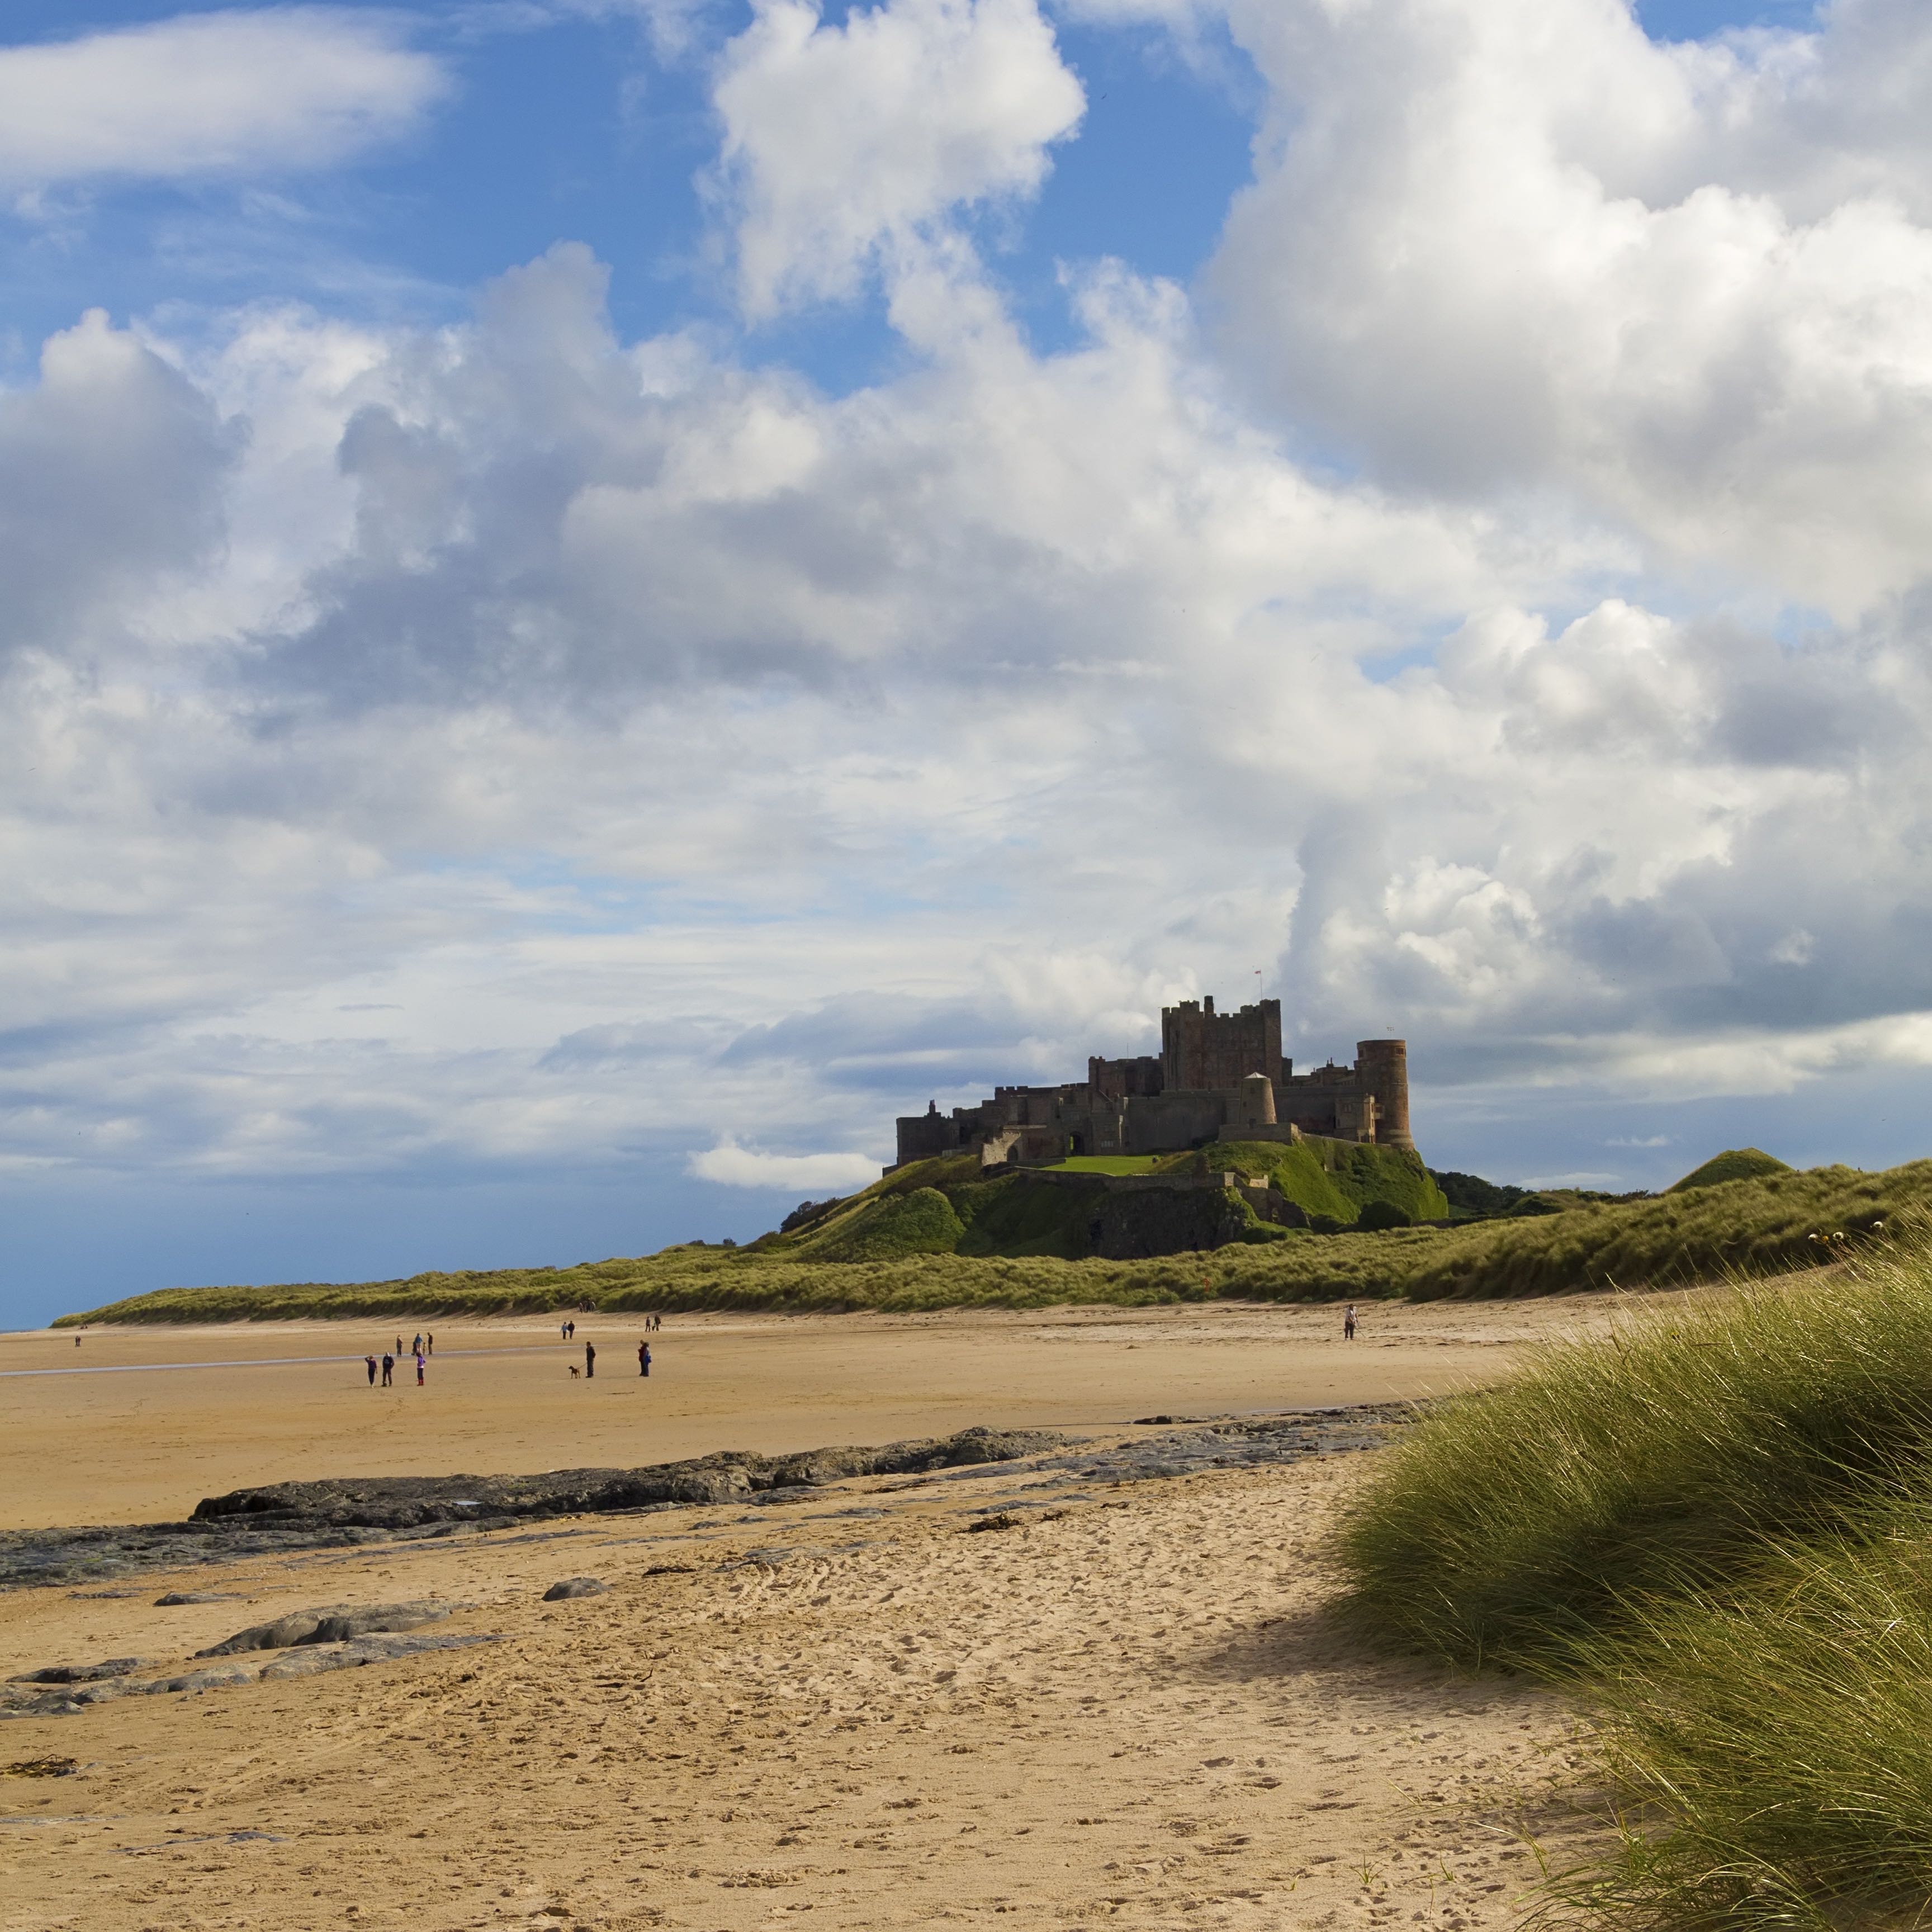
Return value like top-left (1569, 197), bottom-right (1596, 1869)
top-left (1355, 1040), bottom-right (1413, 1150)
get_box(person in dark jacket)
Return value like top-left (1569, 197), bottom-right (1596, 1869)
top-left (584, 1341), bottom-right (596, 1379)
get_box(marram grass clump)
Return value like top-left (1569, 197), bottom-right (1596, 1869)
top-left (1339, 1234), bottom-right (1932, 1668)
top-left (1339, 1227), bottom-right (1932, 1932)
top-left (1565, 1504), bottom-right (1932, 1932)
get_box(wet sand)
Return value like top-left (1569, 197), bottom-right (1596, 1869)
top-left (0, 1299), bottom-right (1618, 1535)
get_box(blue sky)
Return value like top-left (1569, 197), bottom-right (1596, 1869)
top-left (6, 0), bottom-right (1932, 1326)
top-left (0, 3), bottom-right (1247, 370)
top-left (0, 0), bottom-right (1819, 375)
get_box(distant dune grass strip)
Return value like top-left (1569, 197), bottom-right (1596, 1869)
top-left (1339, 1229), bottom-right (1932, 1930)
top-left (57, 1157), bottom-right (1932, 1327)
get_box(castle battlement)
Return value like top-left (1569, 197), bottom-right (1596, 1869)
top-left (891, 996), bottom-right (1412, 1172)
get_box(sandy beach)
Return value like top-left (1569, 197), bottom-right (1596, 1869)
top-left (0, 1298), bottom-right (1635, 1929)
top-left (0, 1299), bottom-right (1632, 1533)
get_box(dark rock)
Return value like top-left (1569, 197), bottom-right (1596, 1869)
top-left (154, 1592), bottom-right (232, 1606)
top-left (8, 1657), bottom-right (148, 1684)
top-left (1, 1635), bottom-right (503, 1718)
top-left (256, 1632), bottom-right (500, 1679)
top-left (196, 1602), bottom-right (448, 1657)
top-left (131, 1665), bottom-right (255, 1698)
top-left (542, 1578), bottom-right (607, 1602)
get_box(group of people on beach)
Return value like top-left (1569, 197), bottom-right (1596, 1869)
top-left (579, 1334), bottom-right (656, 1378)
top-left (358, 1318), bottom-right (666, 1388)
top-left (364, 1345), bottom-right (427, 1386)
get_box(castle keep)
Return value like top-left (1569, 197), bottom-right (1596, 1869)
top-left (892, 996), bottom-right (1412, 1172)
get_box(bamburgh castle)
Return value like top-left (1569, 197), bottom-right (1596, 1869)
top-left (893, 996), bottom-right (1412, 1172)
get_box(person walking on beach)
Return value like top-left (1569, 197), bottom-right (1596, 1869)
top-left (415, 1349), bottom-right (426, 1386)
top-left (396, 1334), bottom-right (404, 1357)
top-left (412, 1332), bottom-right (422, 1357)
top-left (638, 1341), bottom-right (651, 1377)
top-left (427, 1332), bottom-right (434, 1356)
top-left (381, 1352), bottom-right (394, 1386)
top-left (1343, 1304), bottom-right (1358, 1341)
top-left (365, 1354), bottom-right (377, 1386)
top-left (584, 1341), bottom-right (596, 1379)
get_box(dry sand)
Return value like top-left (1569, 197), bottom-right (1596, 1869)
top-left (0, 1299), bottom-right (1635, 1929)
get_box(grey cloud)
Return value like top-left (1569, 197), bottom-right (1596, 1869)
top-left (244, 247), bottom-right (1317, 715)
top-left (717, 992), bottom-right (1052, 1095)
top-left (0, 311), bottom-right (231, 659)
top-left (540, 1016), bottom-right (736, 1071)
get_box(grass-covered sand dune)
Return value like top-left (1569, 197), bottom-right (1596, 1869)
top-left (59, 1149), bottom-right (1932, 1325)
top-left (1341, 1230), bottom-right (1932, 1929)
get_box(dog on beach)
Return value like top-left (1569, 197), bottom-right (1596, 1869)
top-left (569, 1365), bottom-right (580, 1378)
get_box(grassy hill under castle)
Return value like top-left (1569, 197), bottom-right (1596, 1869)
top-left (793, 1136), bottom-right (1450, 1264)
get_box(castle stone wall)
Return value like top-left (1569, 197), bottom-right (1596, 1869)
top-left (1089, 1054), bottom-right (1164, 1099)
top-left (1119, 1088), bottom-right (1229, 1156)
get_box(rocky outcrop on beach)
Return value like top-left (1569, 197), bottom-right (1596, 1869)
top-left (541, 1577), bottom-right (607, 1600)
top-left (189, 1424), bottom-right (1064, 1532)
top-left (2, 1631), bottom-right (500, 1718)
top-left (0, 1411), bottom-right (1414, 1592)
top-left (195, 1602), bottom-right (450, 1655)
top-left (0, 1426), bottom-right (1062, 1589)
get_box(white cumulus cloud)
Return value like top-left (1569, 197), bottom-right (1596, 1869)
top-left (0, 8), bottom-right (447, 193)
top-left (1208, 0), bottom-right (1932, 616)
top-left (688, 1142), bottom-right (884, 1190)
top-left (710, 0), bottom-right (1085, 316)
